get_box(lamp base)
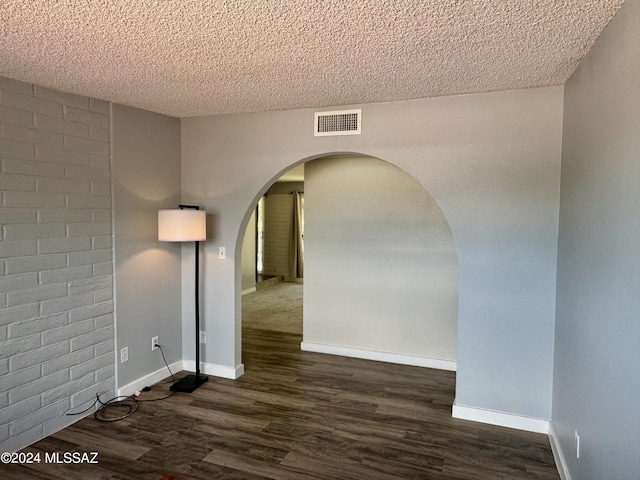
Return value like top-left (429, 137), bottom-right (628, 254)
top-left (169, 374), bottom-right (208, 393)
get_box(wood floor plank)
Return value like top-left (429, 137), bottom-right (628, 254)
top-left (5, 328), bottom-right (560, 479)
top-left (51, 427), bottom-right (151, 460)
top-left (203, 448), bottom-right (320, 480)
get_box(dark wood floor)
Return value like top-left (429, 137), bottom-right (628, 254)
top-left (6, 329), bottom-right (559, 479)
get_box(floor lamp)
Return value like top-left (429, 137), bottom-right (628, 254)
top-left (158, 205), bottom-right (209, 393)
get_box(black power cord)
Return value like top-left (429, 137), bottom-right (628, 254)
top-left (66, 344), bottom-right (177, 422)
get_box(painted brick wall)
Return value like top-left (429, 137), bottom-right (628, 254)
top-left (0, 76), bottom-right (115, 452)
top-left (262, 193), bottom-right (293, 278)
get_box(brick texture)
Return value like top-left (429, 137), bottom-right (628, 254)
top-left (0, 76), bottom-right (115, 452)
top-left (262, 194), bottom-right (294, 278)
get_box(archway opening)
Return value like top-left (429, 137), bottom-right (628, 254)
top-left (238, 153), bottom-right (458, 370)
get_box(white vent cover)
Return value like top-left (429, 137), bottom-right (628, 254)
top-left (314, 109), bottom-right (361, 136)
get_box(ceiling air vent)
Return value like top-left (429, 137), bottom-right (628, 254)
top-left (314, 109), bottom-right (361, 136)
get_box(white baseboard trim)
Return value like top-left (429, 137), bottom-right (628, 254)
top-left (548, 424), bottom-right (572, 480)
top-left (117, 360), bottom-right (183, 397)
top-left (300, 342), bottom-right (457, 371)
top-left (183, 360), bottom-right (245, 379)
top-left (452, 401), bottom-right (550, 434)
top-left (118, 360), bottom-right (244, 397)
top-left (242, 287), bottom-right (257, 295)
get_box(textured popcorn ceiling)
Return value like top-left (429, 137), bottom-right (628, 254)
top-left (0, 0), bottom-right (625, 118)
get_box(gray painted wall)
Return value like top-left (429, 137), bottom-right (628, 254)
top-left (111, 104), bottom-right (182, 388)
top-left (241, 209), bottom-right (256, 293)
top-left (0, 77), bottom-right (115, 452)
top-left (181, 86), bottom-right (563, 420)
top-left (304, 155), bottom-right (458, 361)
top-left (553, 0), bottom-right (640, 478)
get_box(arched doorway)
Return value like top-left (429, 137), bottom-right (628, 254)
top-left (241, 164), bottom-right (304, 334)
top-left (238, 153), bottom-right (458, 370)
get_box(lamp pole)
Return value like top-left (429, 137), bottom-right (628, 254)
top-left (191, 205), bottom-right (203, 388)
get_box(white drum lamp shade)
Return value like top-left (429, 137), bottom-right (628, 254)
top-left (158, 209), bottom-right (206, 242)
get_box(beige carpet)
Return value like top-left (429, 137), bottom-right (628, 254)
top-left (242, 281), bottom-right (303, 334)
